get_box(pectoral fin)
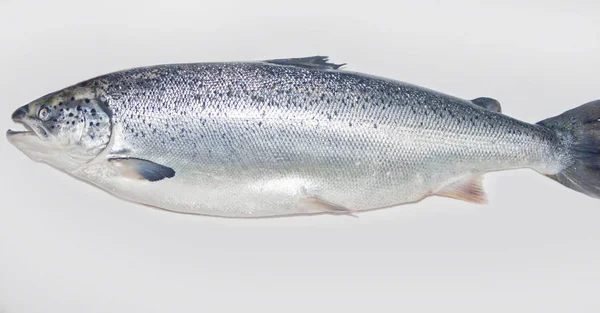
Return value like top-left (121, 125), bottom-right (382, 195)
top-left (109, 157), bottom-right (175, 182)
top-left (436, 174), bottom-right (488, 204)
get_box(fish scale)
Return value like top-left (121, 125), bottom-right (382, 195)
top-left (8, 56), bottom-right (600, 217)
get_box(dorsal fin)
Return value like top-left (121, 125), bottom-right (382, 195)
top-left (264, 56), bottom-right (346, 70)
top-left (471, 97), bottom-right (502, 113)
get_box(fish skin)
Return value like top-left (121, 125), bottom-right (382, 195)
top-left (7, 57), bottom-right (575, 217)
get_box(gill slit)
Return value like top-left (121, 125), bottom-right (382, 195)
top-left (77, 112), bottom-right (87, 144)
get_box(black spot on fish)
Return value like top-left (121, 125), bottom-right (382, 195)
top-left (90, 109), bottom-right (96, 116)
top-left (85, 99), bottom-right (90, 103)
top-left (71, 121), bottom-right (75, 125)
top-left (89, 122), bottom-right (94, 126)
top-left (70, 97), bottom-right (75, 101)
top-left (69, 113), bottom-right (74, 117)
top-left (58, 102), bottom-right (63, 106)
top-left (171, 137), bottom-right (175, 142)
top-left (96, 122), bottom-right (100, 126)
top-left (76, 105), bottom-right (82, 111)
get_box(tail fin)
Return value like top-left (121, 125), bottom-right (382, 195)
top-left (537, 99), bottom-right (600, 198)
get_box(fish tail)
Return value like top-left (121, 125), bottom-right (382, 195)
top-left (537, 99), bottom-right (600, 198)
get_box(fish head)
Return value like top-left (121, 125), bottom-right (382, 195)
top-left (7, 89), bottom-right (112, 172)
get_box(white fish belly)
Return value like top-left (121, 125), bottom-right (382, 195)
top-left (73, 163), bottom-right (431, 217)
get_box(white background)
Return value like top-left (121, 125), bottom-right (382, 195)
top-left (1, 0), bottom-right (599, 312)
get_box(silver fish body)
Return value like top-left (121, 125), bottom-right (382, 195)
top-left (8, 56), bottom-right (600, 217)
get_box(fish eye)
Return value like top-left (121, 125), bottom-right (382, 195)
top-left (38, 106), bottom-right (51, 121)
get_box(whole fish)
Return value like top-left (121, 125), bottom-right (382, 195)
top-left (7, 56), bottom-right (600, 217)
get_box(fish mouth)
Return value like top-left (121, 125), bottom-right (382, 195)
top-left (7, 122), bottom-right (34, 135)
top-left (6, 121), bottom-right (45, 141)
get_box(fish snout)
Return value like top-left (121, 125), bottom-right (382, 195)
top-left (11, 105), bottom-right (28, 122)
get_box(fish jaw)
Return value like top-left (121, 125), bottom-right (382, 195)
top-left (7, 128), bottom-right (46, 162)
top-left (7, 127), bottom-right (87, 172)
top-left (7, 107), bottom-right (55, 163)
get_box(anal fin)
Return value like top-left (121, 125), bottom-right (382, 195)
top-left (109, 157), bottom-right (175, 182)
top-left (435, 174), bottom-right (488, 204)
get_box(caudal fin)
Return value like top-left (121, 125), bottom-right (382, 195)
top-left (537, 99), bottom-right (600, 198)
